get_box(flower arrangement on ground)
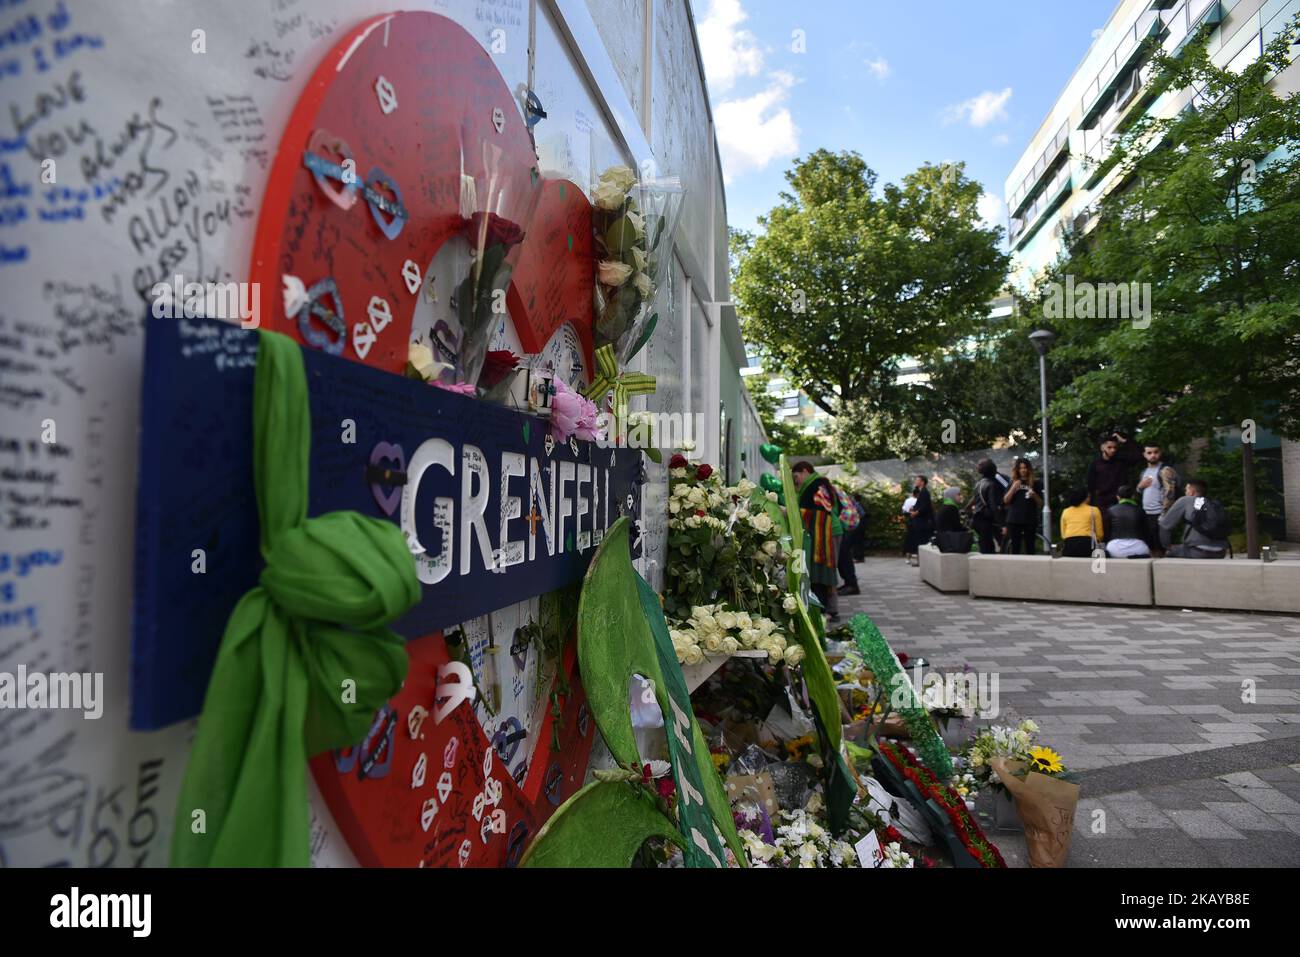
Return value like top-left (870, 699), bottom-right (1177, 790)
top-left (664, 457), bottom-right (793, 630)
top-left (966, 719), bottom-right (1070, 794)
top-left (738, 806), bottom-right (859, 868)
top-left (667, 602), bottom-right (804, 667)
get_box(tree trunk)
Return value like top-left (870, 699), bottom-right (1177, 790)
top-left (1242, 440), bottom-right (1259, 559)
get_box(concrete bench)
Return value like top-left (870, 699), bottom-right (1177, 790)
top-left (968, 554), bottom-right (1154, 606)
top-left (918, 544), bottom-right (968, 592)
top-left (968, 554), bottom-right (1053, 601)
top-left (1153, 559), bottom-right (1300, 614)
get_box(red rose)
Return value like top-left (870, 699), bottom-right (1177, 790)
top-left (669, 454), bottom-right (689, 470)
top-left (479, 350), bottom-right (519, 389)
top-left (695, 509), bottom-right (706, 517)
top-left (897, 652), bottom-right (910, 665)
top-left (695, 464), bottom-right (714, 480)
top-left (463, 211), bottom-right (526, 248)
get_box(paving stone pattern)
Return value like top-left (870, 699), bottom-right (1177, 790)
top-left (842, 557), bottom-right (1300, 867)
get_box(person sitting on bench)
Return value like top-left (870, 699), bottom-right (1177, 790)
top-left (1159, 478), bottom-right (1230, 559)
top-left (1105, 485), bottom-right (1150, 558)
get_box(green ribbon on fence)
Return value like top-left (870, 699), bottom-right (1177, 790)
top-left (582, 343), bottom-right (656, 426)
top-left (170, 330), bottom-right (419, 868)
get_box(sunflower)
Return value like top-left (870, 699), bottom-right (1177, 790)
top-left (1028, 746), bottom-right (1064, 775)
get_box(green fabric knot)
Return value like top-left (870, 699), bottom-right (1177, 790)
top-left (171, 331), bottom-right (419, 868)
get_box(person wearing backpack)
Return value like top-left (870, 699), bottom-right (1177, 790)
top-left (1158, 478), bottom-right (1230, 558)
top-left (836, 485), bottom-right (865, 596)
top-left (967, 459), bottom-right (1008, 554)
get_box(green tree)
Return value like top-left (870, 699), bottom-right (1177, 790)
top-left (732, 150), bottom-right (1010, 417)
top-left (1025, 22), bottom-right (1300, 556)
top-left (743, 373), bottom-right (826, 457)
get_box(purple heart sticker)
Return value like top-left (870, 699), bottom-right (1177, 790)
top-left (369, 441), bottom-right (406, 515)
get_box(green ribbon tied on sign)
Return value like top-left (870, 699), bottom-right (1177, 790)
top-left (170, 330), bottom-right (420, 868)
top-left (582, 343), bottom-right (656, 427)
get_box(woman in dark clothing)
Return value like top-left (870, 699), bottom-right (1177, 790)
top-left (1002, 458), bottom-right (1044, 554)
top-left (904, 475), bottom-right (934, 559)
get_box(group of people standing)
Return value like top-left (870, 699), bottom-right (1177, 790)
top-left (903, 433), bottom-right (1231, 561)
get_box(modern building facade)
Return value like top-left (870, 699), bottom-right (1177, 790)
top-left (1004, 0), bottom-right (1300, 541)
top-left (1006, 0), bottom-right (1300, 288)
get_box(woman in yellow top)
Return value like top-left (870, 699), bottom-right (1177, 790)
top-left (1060, 487), bottom-right (1104, 558)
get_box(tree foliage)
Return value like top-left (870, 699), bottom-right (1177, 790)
top-left (733, 150), bottom-right (1010, 417)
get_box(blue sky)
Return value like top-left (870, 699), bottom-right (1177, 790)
top-left (697, 0), bottom-right (1122, 236)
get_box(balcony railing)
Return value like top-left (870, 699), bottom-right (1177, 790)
top-left (1008, 164), bottom-right (1072, 248)
top-left (1008, 121), bottom-right (1071, 215)
top-left (1080, 8), bottom-right (1162, 127)
top-left (1162, 0), bottom-right (1223, 57)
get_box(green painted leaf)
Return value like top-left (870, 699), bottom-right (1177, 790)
top-left (520, 781), bottom-right (685, 868)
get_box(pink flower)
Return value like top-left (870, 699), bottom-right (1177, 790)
top-left (551, 379), bottom-right (600, 443)
top-left (433, 381), bottom-right (477, 396)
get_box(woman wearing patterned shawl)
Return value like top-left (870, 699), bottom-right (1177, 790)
top-left (792, 461), bottom-right (842, 622)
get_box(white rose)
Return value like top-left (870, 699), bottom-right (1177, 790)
top-left (598, 165), bottom-right (638, 192)
top-left (597, 260), bottom-right (633, 286)
top-left (670, 468), bottom-right (687, 480)
top-left (750, 513), bottom-right (774, 534)
top-left (717, 611), bottom-right (738, 631)
top-left (683, 645), bottom-right (705, 666)
top-left (736, 612), bottom-right (752, 630)
top-left (784, 645), bottom-right (805, 666)
top-left (766, 491), bottom-right (778, 502)
top-left (669, 500), bottom-right (680, 514)
top-left (592, 180), bottom-right (626, 209)
top-left (767, 645), bottom-right (784, 664)
top-left (720, 636), bottom-right (740, 655)
top-left (703, 634), bottom-right (723, 654)
top-left (763, 540), bottom-right (779, 556)
top-left (783, 595), bottom-right (798, 613)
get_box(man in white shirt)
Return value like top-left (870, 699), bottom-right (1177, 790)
top-left (1136, 445), bottom-right (1179, 557)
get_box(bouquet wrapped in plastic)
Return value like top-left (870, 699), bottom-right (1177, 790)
top-left (446, 122), bottom-right (541, 391)
top-left (590, 165), bottom-right (685, 364)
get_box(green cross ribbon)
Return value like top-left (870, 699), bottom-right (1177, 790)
top-left (582, 343), bottom-right (656, 428)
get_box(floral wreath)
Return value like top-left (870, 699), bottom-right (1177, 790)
top-left (879, 740), bottom-right (1005, 869)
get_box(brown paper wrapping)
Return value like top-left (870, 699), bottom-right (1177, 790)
top-left (990, 757), bottom-right (1080, 868)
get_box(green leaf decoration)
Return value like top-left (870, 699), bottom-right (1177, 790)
top-left (576, 517), bottom-right (744, 866)
top-left (778, 454), bottom-right (855, 833)
top-left (520, 781), bottom-right (685, 868)
top-left (850, 612), bottom-right (954, 781)
top-left (644, 447), bottom-right (663, 464)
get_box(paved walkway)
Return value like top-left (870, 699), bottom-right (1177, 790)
top-left (840, 556), bottom-right (1300, 867)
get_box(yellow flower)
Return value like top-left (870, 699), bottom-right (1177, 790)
top-left (1028, 746), bottom-right (1064, 774)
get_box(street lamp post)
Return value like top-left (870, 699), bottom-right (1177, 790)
top-left (1029, 329), bottom-right (1055, 554)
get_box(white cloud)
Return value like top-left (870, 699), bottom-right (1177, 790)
top-left (714, 71), bottom-right (800, 181)
top-left (865, 57), bottom-right (891, 81)
top-left (977, 191), bottom-right (1007, 232)
top-left (992, 132), bottom-right (1011, 146)
top-left (942, 87), bottom-right (1013, 128)
top-left (697, 0), bottom-right (764, 94)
